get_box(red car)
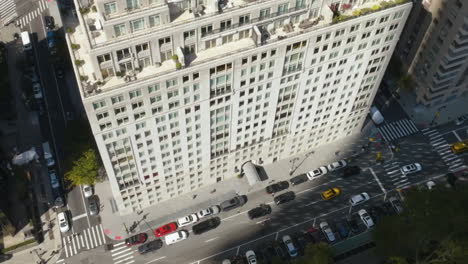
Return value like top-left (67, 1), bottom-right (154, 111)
top-left (153, 222), bottom-right (177, 237)
top-left (125, 233), bottom-right (148, 246)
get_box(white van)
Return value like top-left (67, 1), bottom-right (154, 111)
top-left (369, 106), bottom-right (384, 125)
top-left (21, 31), bottom-right (32, 51)
top-left (165, 230), bottom-right (188, 245)
top-left (42, 142), bottom-right (55, 167)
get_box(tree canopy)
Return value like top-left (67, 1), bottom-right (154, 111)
top-left (290, 242), bottom-right (335, 264)
top-left (374, 185), bottom-right (468, 263)
top-left (64, 148), bottom-right (98, 187)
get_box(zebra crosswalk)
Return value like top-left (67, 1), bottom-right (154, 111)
top-left (0, 0), bottom-right (17, 26)
top-left (62, 224), bottom-right (108, 258)
top-left (377, 118), bottom-right (419, 142)
top-left (422, 128), bottom-right (466, 172)
top-left (15, 0), bottom-right (48, 28)
top-left (110, 241), bottom-right (136, 264)
top-left (383, 161), bottom-right (411, 189)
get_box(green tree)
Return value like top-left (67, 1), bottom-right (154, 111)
top-left (64, 148), bottom-right (98, 187)
top-left (293, 242), bottom-right (334, 264)
top-left (397, 73), bottom-right (414, 93)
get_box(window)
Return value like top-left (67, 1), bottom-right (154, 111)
top-left (96, 111), bottom-right (109, 120)
top-left (129, 89), bottom-right (142, 99)
top-left (206, 39), bottom-right (216, 49)
top-left (278, 3), bottom-right (288, 15)
top-left (111, 95), bottom-right (124, 104)
top-left (149, 15), bottom-right (161, 27)
top-left (116, 48), bottom-right (131, 60)
top-left (135, 43), bottom-right (149, 53)
top-left (259, 8), bottom-right (271, 20)
top-left (239, 14), bottom-right (249, 25)
top-left (220, 19), bottom-right (232, 31)
top-left (114, 24), bottom-right (127, 37)
top-left (201, 24), bottom-right (213, 37)
top-left (97, 54), bottom-right (111, 64)
top-left (166, 78), bottom-right (178, 88)
top-left (239, 29), bottom-right (250, 39)
top-left (148, 84), bottom-right (160, 93)
top-left (158, 37), bottom-right (171, 46)
top-left (130, 18), bottom-right (145, 32)
top-left (126, 0), bottom-right (140, 10)
top-left (104, 2), bottom-right (117, 15)
top-left (222, 35), bottom-right (233, 44)
top-left (184, 30), bottom-right (195, 39)
top-left (93, 100), bottom-right (106, 110)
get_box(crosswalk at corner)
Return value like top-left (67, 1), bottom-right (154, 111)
top-left (383, 161), bottom-right (411, 189)
top-left (15, 0), bottom-right (48, 28)
top-left (110, 241), bottom-right (136, 264)
top-left (422, 128), bottom-right (467, 172)
top-left (62, 224), bottom-right (107, 258)
top-left (377, 118), bottom-right (419, 142)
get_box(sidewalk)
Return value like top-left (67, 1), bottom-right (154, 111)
top-left (98, 121), bottom-right (390, 241)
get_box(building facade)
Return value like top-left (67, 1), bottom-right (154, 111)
top-left (396, 0), bottom-right (468, 107)
top-left (70, 0), bottom-right (412, 215)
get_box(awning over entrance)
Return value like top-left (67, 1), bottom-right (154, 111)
top-left (242, 161), bottom-right (261, 186)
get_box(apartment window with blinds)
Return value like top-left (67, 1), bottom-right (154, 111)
top-left (201, 24), bottom-right (213, 37)
top-left (239, 14), bottom-right (249, 25)
top-left (278, 3), bottom-right (289, 15)
top-left (114, 24), bottom-right (127, 37)
top-left (130, 18), bottom-right (145, 32)
top-left (126, 0), bottom-right (140, 10)
top-left (149, 15), bottom-right (161, 27)
top-left (259, 8), bottom-right (270, 20)
top-left (104, 2), bottom-right (117, 15)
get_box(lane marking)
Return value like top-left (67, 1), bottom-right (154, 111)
top-left (114, 256), bottom-right (134, 264)
top-left (453, 131), bottom-right (462, 141)
top-left (114, 241), bottom-right (125, 247)
top-left (72, 213), bottom-right (87, 221)
top-left (366, 167), bottom-right (386, 194)
top-left (111, 246), bottom-right (132, 257)
top-left (145, 256), bottom-right (166, 264)
top-left (100, 224), bottom-right (107, 245)
top-left (205, 237), bottom-right (219, 243)
top-left (95, 225), bottom-right (102, 245)
top-left (113, 251), bottom-right (133, 260)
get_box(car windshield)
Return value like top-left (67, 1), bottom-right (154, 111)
top-left (313, 169), bottom-right (320, 174)
top-left (60, 222), bottom-right (67, 227)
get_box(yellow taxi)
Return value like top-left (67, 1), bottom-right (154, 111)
top-left (450, 140), bottom-right (468, 154)
top-left (321, 188), bottom-right (341, 200)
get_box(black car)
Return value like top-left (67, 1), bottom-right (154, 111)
top-left (247, 204), bottom-right (272, 220)
top-left (293, 233), bottom-right (309, 253)
top-left (274, 191), bottom-right (295, 205)
top-left (273, 242), bottom-right (287, 259)
top-left (336, 220), bottom-right (350, 239)
top-left (290, 174), bottom-right (308, 186)
top-left (347, 215), bottom-right (361, 234)
top-left (88, 196), bottom-right (99, 216)
top-left (220, 195), bottom-right (247, 212)
top-left (44, 16), bottom-right (55, 30)
top-left (342, 166), bottom-right (361, 178)
top-left (265, 181), bottom-right (289, 194)
top-left (192, 217), bottom-right (220, 235)
top-left (137, 239), bottom-right (163, 254)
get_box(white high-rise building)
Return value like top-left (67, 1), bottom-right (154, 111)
top-left (69, 0), bottom-right (412, 215)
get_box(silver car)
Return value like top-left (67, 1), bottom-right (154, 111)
top-left (197, 206), bottom-right (220, 218)
top-left (400, 163), bottom-right (422, 175)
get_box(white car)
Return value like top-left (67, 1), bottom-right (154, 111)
top-left (349, 192), bottom-right (370, 206)
top-left (306, 166), bottom-right (328, 180)
top-left (319, 221), bottom-right (336, 243)
top-left (197, 206), bottom-right (220, 218)
top-left (400, 163), bottom-right (422, 174)
top-left (57, 211), bottom-right (70, 233)
top-left (245, 250), bottom-right (257, 264)
top-left (455, 115), bottom-right (467, 126)
top-left (358, 209), bottom-right (374, 229)
top-left (33, 83), bottom-right (43, 99)
top-left (327, 160), bottom-right (347, 172)
top-left (82, 185), bottom-right (93, 198)
top-left (177, 214), bottom-right (198, 227)
top-left (165, 230), bottom-right (188, 245)
top-left (282, 235), bottom-right (298, 257)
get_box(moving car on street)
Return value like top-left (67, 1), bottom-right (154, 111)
top-left (327, 160), bottom-right (347, 172)
top-left (138, 239), bottom-right (163, 254)
top-left (450, 140), bottom-right (468, 154)
top-left (177, 214), bottom-right (198, 227)
top-left (247, 204), bottom-right (272, 220)
top-left (358, 209), bottom-right (375, 229)
top-left (220, 195), bottom-right (247, 212)
top-left (400, 163), bottom-right (422, 175)
top-left (349, 192), bottom-right (370, 206)
top-left (306, 166), bottom-right (327, 180)
top-left (125, 233), bottom-right (148, 246)
top-left (265, 181), bottom-right (289, 194)
top-left (274, 191), bottom-right (295, 205)
top-left (321, 188), bottom-right (341, 200)
top-left (342, 166), bottom-right (361, 178)
top-left (33, 83), bottom-right (43, 99)
top-left (192, 217), bottom-right (221, 235)
top-left (197, 206), bottom-right (220, 218)
top-left (153, 222), bottom-right (177, 237)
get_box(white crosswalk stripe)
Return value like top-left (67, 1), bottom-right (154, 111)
top-left (383, 161), bottom-right (411, 189)
top-left (424, 129), bottom-right (467, 172)
top-left (110, 242), bottom-right (136, 264)
top-left (0, 0), bottom-right (17, 26)
top-left (377, 119), bottom-right (419, 142)
top-left (14, 0), bottom-right (48, 28)
top-left (62, 224), bottom-right (108, 258)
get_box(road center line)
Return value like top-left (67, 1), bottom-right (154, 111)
top-left (145, 256), bottom-right (166, 264)
top-left (366, 167), bottom-right (386, 194)
top-left (205, 237), bottom-right (219, 243)
top-left (72, 213), bottom-right (87, 221)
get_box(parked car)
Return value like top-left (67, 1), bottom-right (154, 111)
top-left (220, 195), bottom-right (247, 212)
top-left (327, 160), bottom-right (347, 171)
top-left (336, 220), bottom-right (349, 239)
top-left (304, 227), bottom-right (322, 243)
top-left (265, 181), bottom-right (289, 194)
top-left (197, 205), bottom-right (220, 218)
top-left (347, 215), bottom-right (360, 234)
top-left (46, 31), bottom-right (55, 49)
top-left (321, 187), bottom-right (341, 200)
top-left (247, 204), bottom-right (271, 220)
top-left (342, 166), bottom-right (361, 178)
top-left (177, 214), bottom-right (198, 227)
top-left (165, 230), bottom-right (188, 245)
top-left (293, 232), bottom-right (309, 253)
top-left (192, 217), bottom-right (221, 235)
top-left (454, 114), bottom-right (468, 125)
top-left (245, 250), bottom-right (257, 264)
top-left (138, 239), bottom-right (163, 254)
top-left (125, 233), bottom-right (148, 246)
top-left (388, 196), bottom-right (404, 214)
top-left (319, 221), bottom-right (336, 243)
top-left (306, 166), bottom-right (327, 180)
top-left (349, 192), bottom-right (370, 206)
top-left (33, 83), bottom-right (43, 99)
top-left (273, 242), bottom-right (287, 259)
top-left (49, 170), bottom-right (59, 189)
top-left (290, 174), bottom-right (308, 186)
top-left (88, 196), bottom-right (99, 216)
top-left (153, 222), bottom-right (177, 237)
top-left (282, 235), bottom-right (298, 257)
top-left (57, 211), bottom-right (70, 233)
top-left (82, 185), bottom-right (93, 198)
top-left (44, 16), bottom-right (55, 30)
top-left (55, 66), bottom-right (64, 79)
top-left (274, 191), bottom-right (295, 205)
top-left (358, 209), bottom-right (375, 229)
top-left (400, 163), bottom-right (422, 174)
